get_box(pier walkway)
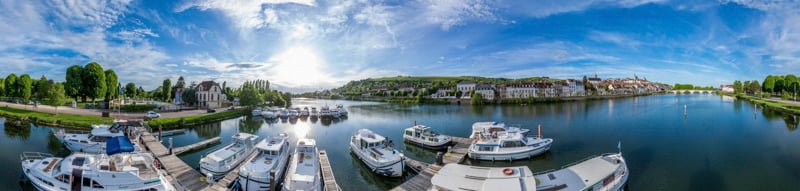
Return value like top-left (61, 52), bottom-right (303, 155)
top-left (173, 137), bottom-right (221, 155)
top-left (319, 150), bottom-right (342, 191)
top-left (204, 151), bottom-right (258, 191)
top-left (391, 137), bottom-right (473, 191)
top-left (140, 131), bottom-right (209, 191)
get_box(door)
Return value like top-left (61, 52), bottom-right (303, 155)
top-left (70, 169), bottom-right (82, 191)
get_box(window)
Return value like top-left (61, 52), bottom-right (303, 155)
top-left (405, 130), bottom-right (413, 136)
top-left (56, 174), bottom-right (70, 183)
top-left (478, 146), bottom-right (494, 151)
top-left (92, 180), bottom-right (104, 189)
top-left (90, 136), bottom-right (109, 142)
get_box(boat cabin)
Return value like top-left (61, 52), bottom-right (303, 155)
top-left (404, 125), bottom-right (443, 142)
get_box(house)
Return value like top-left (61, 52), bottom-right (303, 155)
top-left (456, 81), bottom-right (477, 95)
top-left (504, 83), bottom-right (536, 99)
top-left (431, 87), bottom-right (455, 98)
top-left (475, 84), bottom-right (496, 100)
top-left (721, 85), bottom-right (734, 93)
top-left (196, 81), bottom-right (227, 109)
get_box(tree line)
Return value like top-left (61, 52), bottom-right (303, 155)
top-left (734, 74), bottom-right (800, 100)
top-left (238, 79), bottom-right (292, 108)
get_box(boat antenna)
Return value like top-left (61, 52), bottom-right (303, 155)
top-left (413, 120), bottom-right (417, 126)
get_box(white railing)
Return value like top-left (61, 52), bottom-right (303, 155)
top-left (20, 152), bottom-right (54, 161)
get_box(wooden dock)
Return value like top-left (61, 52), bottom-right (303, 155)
top-left (160, 129), bottom-right (187, 137)
top-left (391, 137), bottom-right (473, 191)
top-left (173, 137), bottom-right (221, 155)
top-left (319, 150), bottom-right (341, 191)
top-left (204, 151), bottom-right (258, 191)
top-left (140, 131), bottom-right (209, 191)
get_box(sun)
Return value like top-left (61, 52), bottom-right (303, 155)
top-left (269, 46), bottom-right (328, 87)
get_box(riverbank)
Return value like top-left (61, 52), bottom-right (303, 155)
top-left (329, 92), bottom-right (664, 105)
top-left (0, 106), bottom-right (112, 129)
top-left (731, 94), bottom-right (800, 115)
top-left (146, 109), bottom-right (246, 129)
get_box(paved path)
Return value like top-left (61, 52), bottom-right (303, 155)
top-left (0, 101), bottom-right (234, 119)
top-left (765, 97), bottom-right (800, 106)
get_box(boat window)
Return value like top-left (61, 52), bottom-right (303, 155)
top-left (37, 177), bottom-right (54, 187)
top-left (55, 174), bottom-right (70, 183)
top-left (90, 136), bottom-right (109, 142)
top-left (478, 146), bottom-right (494, 151)
top-left (502, 141), bottom-right (524, 147)
top-left (82, 178), bottom-right (91, 187)
top-left (405, 130), bottom-right (413, 136)
top-left (92, 180), bottom-right (104, 188)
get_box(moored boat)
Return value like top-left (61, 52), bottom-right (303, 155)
top-left (534, 153), bottom-right (628, 191)
top-left (238, 134), bottom-right (291, 191)
top-left (53, 120), bottom-right (142, 153)
top-left (201, 133), bottom-right (260, 180)
top-left (403, 124), bottom-right (452, 150)
top-left (430, 164), bottom-right (536, 191)
top-left (319, 106), bottom-right (332, 118)
top-left (310, 107), bottom-right (319, 118)
top-left (282, 139), bottom-right (323, 191)
top-left (300, 107), bottom-right (310, 117)
top-left (470, 121), bottom-right (530, 139)
top-left (261, 109), bottom-right (277, 119)
top-left (252, 109), bottom-right (262, 117)
top-left (467, 129), bottom-right (552, 161)
top-left (349, 129), bottom-right (404, 177)
top-left (336, 104), bottom-right (348, 117)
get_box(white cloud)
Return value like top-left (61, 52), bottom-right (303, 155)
top-left (176, 0), bottom-right (316, 29)
top-left (420, 0), bottom-right (499, 31)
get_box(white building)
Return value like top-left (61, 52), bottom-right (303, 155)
top-left (564, 79), bottom-right (585, 96)
top-left (431, 88), bottom-right (455, 98)
top-left (456, 81), bottom-right (476, 95)
top-left (196, 81), bottom-right (227, 109)
top-left (721, 85), bottom-right (734, 93)
top-left (475, 84), bottom-right (495, 100)
top-left (505, 83), bottom-right (536, 99)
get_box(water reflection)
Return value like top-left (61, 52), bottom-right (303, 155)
top-left (238, 117), bottom-right (262, 134)
top-left (3, 119), bottom-right (30, 139)
top-left (783, 115), bottom-right (798, 131)
top-left (193, 122), bottom-right (221, 138)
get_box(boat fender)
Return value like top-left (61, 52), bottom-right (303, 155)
top-left (502, 168), bottom-right (514, 175)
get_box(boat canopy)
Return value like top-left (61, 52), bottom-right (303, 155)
top-left (105, 136), bottom-right (135, 155)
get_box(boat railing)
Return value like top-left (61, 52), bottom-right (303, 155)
top-left (533, 153), bottom-right (616, 175)
top-left (20, 152), bottom-right (54, 161)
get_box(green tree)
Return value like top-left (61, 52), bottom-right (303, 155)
top-left (283, 92), bottom-right (292, 107)
top-left (733, 80), bottom-right (742, 94)
top-left (182, 82), bottom-right (198, 106)
top-left (137, 86), bottom-right (145, 98)
top-left (17, 74), bottom-right (33, 101)
top-left (34, 76), bottom-right (51, 101)
top-left (161, 79), bottom-right (172, 102)
top-left (125, 83), bottom-right (137, 98)
top-left (763, 76), bottom-right (776, 94)
top-left (5, 73), bottom-right (17, 97)
top-left (46, 83), bottom-right (67, 114)
top-left (0, 78), bottom-right (4, 97)
top-left (104, 69), bottom-right (118, 101)
top-left (456, 91), bottom-right (463, 99)
top-left (749, 80), bottom-right (760, 94)
top-left (239, 84), bottom-right (262, 108)
top-left (470, 92), bottom-right (484, 105)
top-left (775, 76), bottom-right (786, 94)
top-left (65, 65), bottom-right (83, 101)
top-left (81, 62), bottom-right (106, 102)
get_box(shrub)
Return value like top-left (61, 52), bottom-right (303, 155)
top-left (121, 104), bottom-right (158, 112)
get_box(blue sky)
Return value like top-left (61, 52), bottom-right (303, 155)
top-left (1, 0), bottom-right (798, 92)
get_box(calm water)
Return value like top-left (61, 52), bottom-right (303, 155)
top-left (3, 94), bottom-right (800, 191)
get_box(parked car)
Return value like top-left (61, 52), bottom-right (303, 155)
top-left (207, 108), bottom-right (216, 113)
top-left (146, 111), bottom-right (161, 118)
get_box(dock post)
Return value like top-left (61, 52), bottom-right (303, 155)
top-left (435, 152), bottom-right (444, 165)
top-left (158, 126), bottom-right (163, 141)
top-left (168, 137), bottom-right (173, 155)
top-left (269, 170), bottom-right (276, 191)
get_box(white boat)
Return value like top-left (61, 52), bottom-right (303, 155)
top-left (53, 120), bottom-right (142, 153)
top-left (336, 105), bottom-right (348, 116)
top-left (288, 109), bottom-right (299, 118)
top-left (201, 133), bottom-right (260, 180)
top-left (430, 164), bottom-right (536, 191)
top-left (278, 109), bottom-right (289, 119)
top-left (21, 140), bottom-right (175, 191)
top-left (470, 121), bottom-right (530, 139)
top-left (534, 153), bottom-right (628, 191)
top-left (403, 124), bottom-right (452, 150)
top-left (319, 106), bottom-right (332, 118)
top-left (282, 139), bottom-right (323, 191)
top-left (238, 134), bottom-right (291, 191)
top-left (261, 109), bottom-right (276, 119)
top-left (310, 107), bottom-right (319, 117)
top-left (467, 130), bottom-right (552, 161)
top-left (349, 129), bottom-right (404, 177)
top-left (300, 107), bottom-right (310, 117)
top-left (252, 109), bottom-right (262, 117)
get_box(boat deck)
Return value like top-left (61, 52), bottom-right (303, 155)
top-left (391, 136), bottom-right (473, 191)
top-left (140, 131), bottom-right (209, 191)
top-left (204, 151), bottom-right (259, 191)
top-left (319, 150), bottom-right (342, 191)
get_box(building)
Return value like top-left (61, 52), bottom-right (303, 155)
top-left (456, 81), bottom-right (477, 95)
top-left (721, 85), bottom-right (734, 93)
top-left (564, 79), bottom-right (585, 96)
top-left (196, 81), bottom-right (227, 109)
top-left (504, 83), bottom-right (536, 99)
top-left (431, 87), bottom-right (455, 98)
top-left (475, 84), bottom-right (496, 100)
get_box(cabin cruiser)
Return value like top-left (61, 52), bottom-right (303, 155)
top-left (21, 137), bottom-right (175, 191)
top-left (239, 134), bottom-right (291, 191)
top-left (261, 109), bottom-right (277, 119)
top-left (278, 109), bottom-right (289, 119)
top-left (53, 120), bottom-right (142, 153)
top-left (403, 124), bottom-right (452, 150)
top-left (310, 107), bottom-right (319, 117)
top-left (252, 109), bottom-right (262, 117)
top-left (468, 130), bottom-right (552, 161)
top-left (535, 153), bottom-right (628, 191)
top-left (201, 133), bottom-right (260, 180)
top-left (319, 106), bottom-right (332, 118)
top-left (283, 139), bottom-right (323, 191)
top-left (336, 105), bottom-right (348, 117)
top-left (430, 164), bottom-right (536, 191)
top-left (470, 121), bottom-right (530, 139)
top-left (288, 109), bottom-right (299, 119)
top-left (300, 107), bottom-right (310, 117)
top-left (349, 129), bottom-right (404, 177)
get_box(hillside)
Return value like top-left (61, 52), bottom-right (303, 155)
top-left (328, 75), bottom-right (561, 97)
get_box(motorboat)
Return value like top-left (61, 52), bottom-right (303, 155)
top-left (282, 139), bottom-right (323, 191)
top-left (535, 153), bottom-right (628, 191)
top-left (238, 134), bottom-right (291, 191)
top-left (319, 106), bottom-right (332, 118)
top-left (278, 109), bottom-right (289, 119)
top-left (468, 130), bottom-right (552, 161)
top-left (403, 124), bottom-right (452, 150)
top-left (20, 137), bottom-right (175, 191)
top-left (470, 121), bottom-right (530, 139)
top-left (430, 164), bottom-right (536, 191)
top-left (336, 105), bottom-right (348, 116)
top-left (300, 107), bottom-right (310, 117)
top-left (310, 107), bottom-right (319, 118)
top-left (201, 133), bottom-right (260, 180)
top-left (288, 109), bottom-right (299, 119)
top-left (349, 129), bottom-right (404, 177)
top-left (53, 120), bottom-right (142, 153)
top-left (252, 109), bottom-right (262, 117)
top-left (331, 108), bottom-right (341, 118)
top-left (261, 109), bottom-right (277, 119)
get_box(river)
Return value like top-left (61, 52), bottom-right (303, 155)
top-left (3, 94), bottom-right (800, 190)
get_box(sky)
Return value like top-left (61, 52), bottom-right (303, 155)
top-left (1, 0), bottom-right (799, 92)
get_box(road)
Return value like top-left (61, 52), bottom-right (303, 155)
top-left (0, 102), bottom-right (225, 119)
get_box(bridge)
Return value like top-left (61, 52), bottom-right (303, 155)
top-left (667, 90), bottom-right (717, 94)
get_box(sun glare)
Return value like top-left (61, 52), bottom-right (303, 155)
top-left (293, 122), bottom-right (310, 138)
top-left (269, 46), bottom-right (328, 87)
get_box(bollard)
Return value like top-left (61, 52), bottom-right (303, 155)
top-left (435, 152), bottom-right (444, 165)
top-left (269, 170), bottom-right (276, 191)
top-left (158, 126), bottom-right (163, 141)
top-left (168, 137), bottom-right (173, 155)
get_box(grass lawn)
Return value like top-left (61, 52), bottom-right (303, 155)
top-left (147, 109), bottom-right (245, 128)
top-left (737, 95), bottom-right (800, 114)
top-left (0, 106), bottom-right (113, 128)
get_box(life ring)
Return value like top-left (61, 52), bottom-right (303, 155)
top-left (502, 168), bottom-right (514, 175)
top-left (153, 160), bottom-right (161, 169)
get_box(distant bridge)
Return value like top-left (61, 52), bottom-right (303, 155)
top-left (667, 90), bottom-right (717, 94)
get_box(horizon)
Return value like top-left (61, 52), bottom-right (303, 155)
top-left (2, 0), bottom-right (799, 93)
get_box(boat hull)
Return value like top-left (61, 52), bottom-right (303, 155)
top-left (468, 143), bottom-right (551, 161)
top-left (348, 146), bottom-right (404, 177)
top-left (403, 138), bottom-right (451, 150)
